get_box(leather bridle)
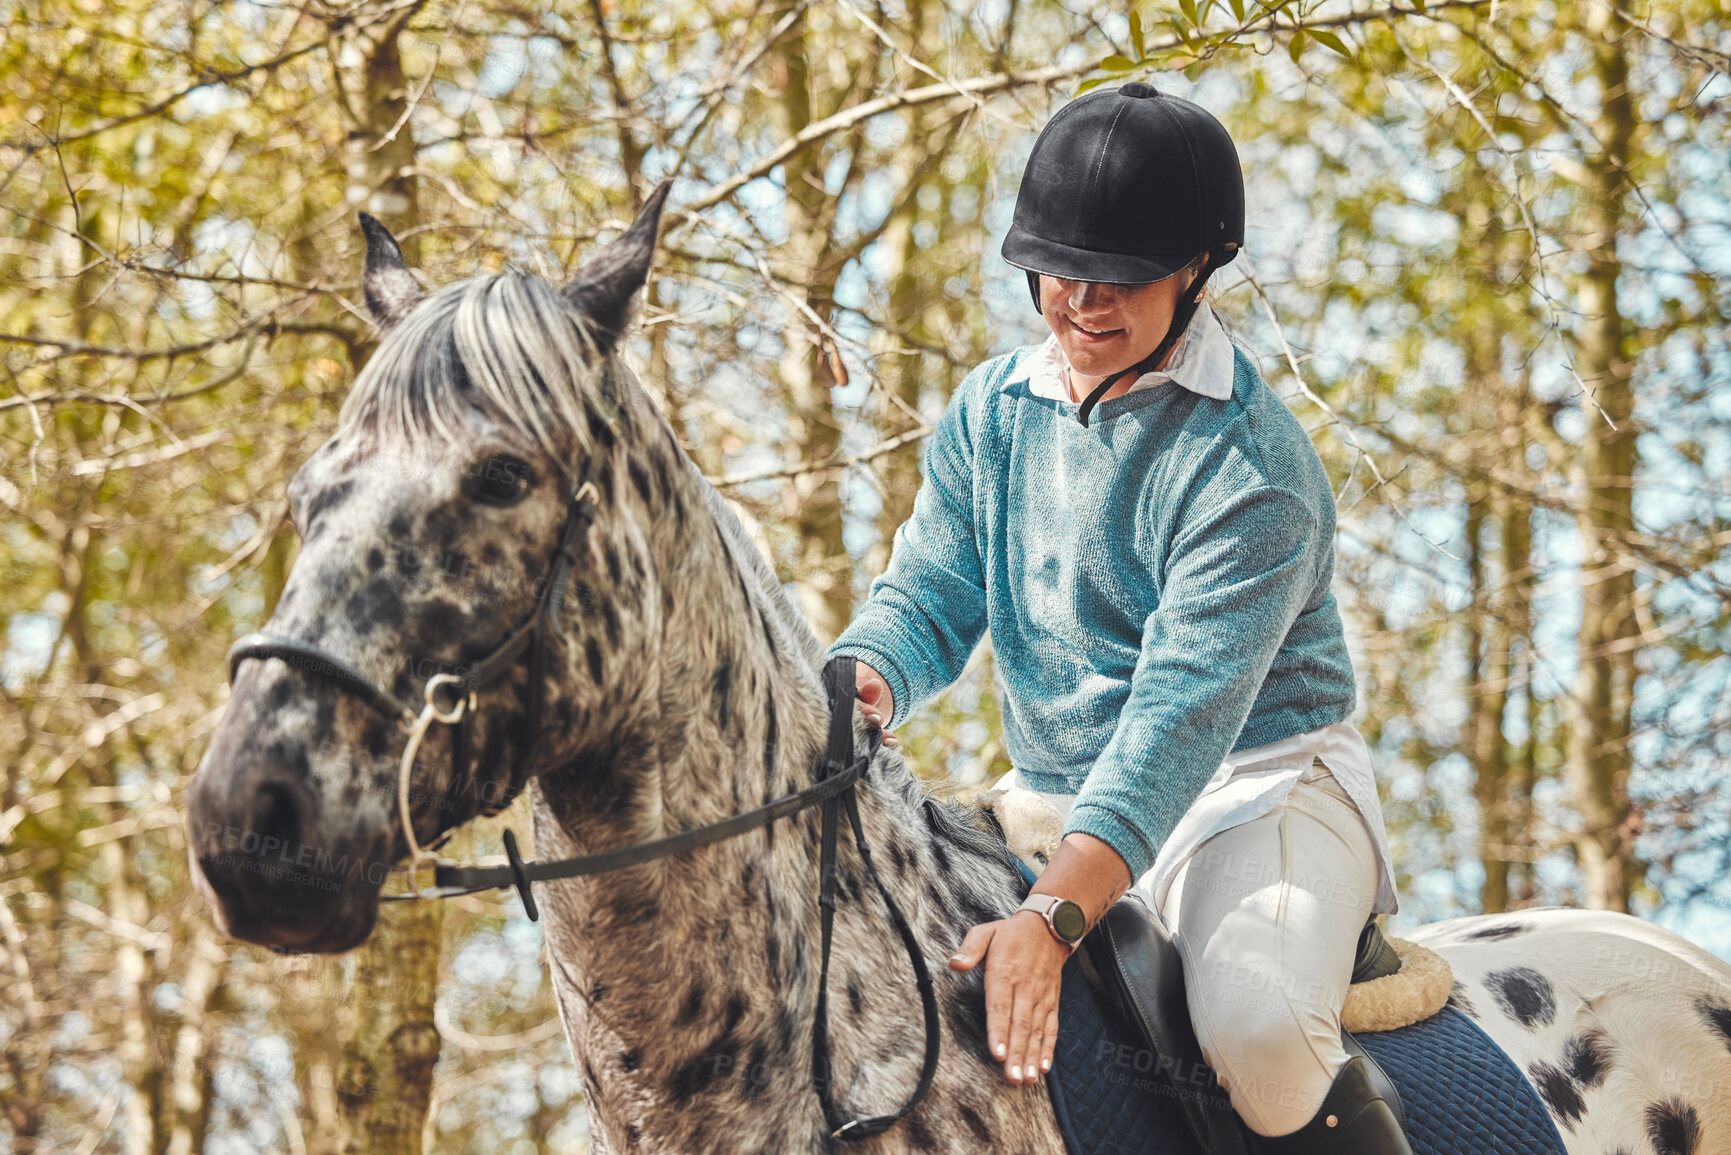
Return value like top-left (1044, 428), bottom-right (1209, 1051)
top-left (223, 403), bottom-right (940, 1141)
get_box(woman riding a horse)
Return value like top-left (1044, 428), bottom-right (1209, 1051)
top-left (185, 72), bottom-right (1731, 1154)
top-left (831, 81), bottom-right (1408, 1154)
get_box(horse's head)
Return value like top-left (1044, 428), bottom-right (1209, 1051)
top-left (186, 185), bottom-right (673, 952)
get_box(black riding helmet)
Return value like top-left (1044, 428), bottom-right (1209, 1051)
top-left (1002, 81), bottom-right (1246, 425)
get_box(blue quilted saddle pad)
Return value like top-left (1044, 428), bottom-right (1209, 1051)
top-left (1048, 958), bottom-right (1569, 1155)
top-left (1355, 1007), bottom-right (1568, 1155)
top-left (1048, 948), bottom-right (1202, 1155)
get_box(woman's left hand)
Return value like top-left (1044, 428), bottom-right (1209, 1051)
top-left (949, 910), bottom-right (1071, 1084)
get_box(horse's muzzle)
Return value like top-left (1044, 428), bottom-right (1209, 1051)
top-left (186, 749), bottom-right (388, 953)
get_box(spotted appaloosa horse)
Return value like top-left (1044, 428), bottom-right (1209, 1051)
top-left (185, 187), bottom-right (1731, 1154)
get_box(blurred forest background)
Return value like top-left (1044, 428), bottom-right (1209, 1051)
top-left (2, 0), bottom-right (1728, 1151)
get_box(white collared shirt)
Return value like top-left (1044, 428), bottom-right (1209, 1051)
top-left (1011, 301), bottom-right (1237, 404)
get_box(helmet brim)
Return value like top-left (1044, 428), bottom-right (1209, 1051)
top-left (1001, 224), bottom-right (1193, 285)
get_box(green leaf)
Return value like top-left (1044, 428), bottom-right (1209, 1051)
top-left (1288, 28), bottom-right (1305, 63)
top-left (1310, 29), bottom-right (1351, 56)
top-left (1077, 75), bottom-right (1111, 93)
top-left (1179, 0), bottom-right (1200, 29)
top-left (1130, 10), bottom-right (1146, 60)
top-left (1101, 53), bottom-right (1139, 72)
top-left (1185, 59), bottom-right (1205, 82)
top-left (1229, 0), bottom-right (1246, 19)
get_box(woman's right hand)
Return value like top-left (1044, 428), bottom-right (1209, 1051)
top-left (854, 662), bottom-right (899, 748)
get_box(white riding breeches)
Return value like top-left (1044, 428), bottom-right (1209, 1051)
top-left (1159, 758), bottom-right (1379, 1136)
top-left (997, 754), bottom-right (1382, 1138)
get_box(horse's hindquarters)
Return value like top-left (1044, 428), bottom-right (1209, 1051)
top-left (1411, 908), bottom-right (1731, 1154)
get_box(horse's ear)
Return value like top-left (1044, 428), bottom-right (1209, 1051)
top-left (563, 180), bottom-right (672, 354)
top-left (358, 213), bottom-right (424, 330)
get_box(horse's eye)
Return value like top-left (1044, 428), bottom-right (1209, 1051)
top-left (472, 456), bottom-right (532, 504)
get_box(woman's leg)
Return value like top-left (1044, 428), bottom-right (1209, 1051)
top-left (1158, 759), bottom-right (1379, 1138)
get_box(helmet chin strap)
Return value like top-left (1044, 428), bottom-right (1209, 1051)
top-left (1072, 255), bottom-right (1218, 428)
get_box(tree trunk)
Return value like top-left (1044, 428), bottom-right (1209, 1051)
top-left (1498, 385), bottom-right (1539, 908)
top-left (341, 11), bottom-right (422, 259)
top-left (336, 907), bottom-right (446, 1155)
top-left (161, 928), bottom-right (224, 1155)
top-left (0, 897), bottom-right (49, 1152)
top-left (868, 2), bottom-right (936, 575)
top-left (1456, 179), bottom-right (1519, 914)
top-left (1566, 3), bottom-right (1640, 912)
top-left (333, 13), bottom-right (446, 1154)
top-left (869, 188), bottom-right (928, 576)
top-left (1464, 491), bottom-right (1513, 914)
top-left (105, 828), bottom-right (159, 1155)
top-left (773, 19), bottom-right (851, 643)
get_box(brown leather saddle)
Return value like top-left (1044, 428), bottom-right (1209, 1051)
top-left (1077, 892), bottom-right (1407, 1155)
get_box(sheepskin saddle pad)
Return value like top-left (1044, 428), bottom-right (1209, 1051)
top-left (982, 789), bottom-right (1570, 1155)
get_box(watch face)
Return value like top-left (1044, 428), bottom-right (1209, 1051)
top-left (1051, 899), bottom-right (1087, 943)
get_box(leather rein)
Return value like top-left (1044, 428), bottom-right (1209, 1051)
top-left (224, 422), bottom-right (940, 1141)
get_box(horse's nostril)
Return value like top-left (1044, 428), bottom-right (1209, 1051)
top-left (250, 780), bottom-right (309, 853)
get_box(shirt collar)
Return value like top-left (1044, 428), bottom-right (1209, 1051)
top-left (1009, 301), bottom-right (1235, 404)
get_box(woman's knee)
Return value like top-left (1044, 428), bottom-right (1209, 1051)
top-left (1192, 1007), bottom-right (1343, 1136)
top-left (1220, 1062), bottom-right (1339, 1137)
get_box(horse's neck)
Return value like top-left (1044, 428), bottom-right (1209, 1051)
top-left (530, 743), bottom-right (1037, 1151)
top-left (529, 398), bottom-right (858, 998)
top-left (525, 412), bottom-right (1042, 1148)
top-left (621, 399), bottom-right (835, 819)
top-left (525, 649), bottom-right (934, 1147)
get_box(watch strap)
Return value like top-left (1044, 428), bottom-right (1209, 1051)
top-left (1017, 894), bottom-right (1055, 917)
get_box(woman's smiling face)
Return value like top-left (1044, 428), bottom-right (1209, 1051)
top-left (1039, 265), bottom-right (1201, 387)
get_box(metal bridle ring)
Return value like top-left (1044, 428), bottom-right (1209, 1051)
top-left (423, 672), bottom-right (471, 724)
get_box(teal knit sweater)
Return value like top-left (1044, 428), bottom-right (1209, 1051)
top-left (830, 344), bottom-right (1356, 879)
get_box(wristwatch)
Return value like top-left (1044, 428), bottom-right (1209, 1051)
top-left (1017, 893), bottom-right (1088, 948)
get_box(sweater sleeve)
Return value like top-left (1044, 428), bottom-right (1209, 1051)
top-left (1063, 485), bottom-right (1322, 879)
top-left (828, 365), bottom-right (992, 728)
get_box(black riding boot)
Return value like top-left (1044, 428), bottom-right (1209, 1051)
top-left (1247, 1056), bottom-right (1413, 1155)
